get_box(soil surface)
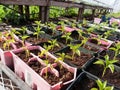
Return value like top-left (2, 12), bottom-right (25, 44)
top-left (66, 51), bottom-right (92, 68)
top-left (69, 75), bottom-right (97, 90)
top-left (42, 63), bottom-right (74, 86)
top-left (84, 44), bottom-right (99, 52)
top-left (26, 36), bottom-right (49, 45)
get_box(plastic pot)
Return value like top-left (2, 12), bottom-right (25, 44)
top-left (2, 46), bottom-right (77, 90)
top-left (83, 58), bottom-right (120, 90)
top-left (54, 46), bottom-right (95, 71)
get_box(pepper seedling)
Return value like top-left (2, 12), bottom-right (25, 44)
top-left (62, 32), bottom-right (73, 44)
top-left (68, 44), bottom-right (81, 60)
top-left (94, 55), bottom-right (118, 77)
top-left (91, 79), bottom-right (114, 90)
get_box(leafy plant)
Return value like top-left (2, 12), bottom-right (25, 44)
top-left (48, 39), bottom-right (59, 50)
top-left (91, 79), bottom-right (114, 90)
top-left (48, 22), bottom-right (57, 35)
top-left (94, 55), bottom-right (118, 77)
top-left (43, 60), bottom-right (53, 79)
top-left (38, 45), bottom-right (51, 59)
top-left (20, 35), bottom-right (29, 46)
top-left (55, 52), bottom-right (71, 62)
top-left (22, 46), bottom-right (30, 59)
top-left (77, 29), bottom-right (85, 40)
top-left (58, 21), bottom-right (65, 33)
top-left (103, 30), bottom-right (113, 39)
top-left (68, 44), bottom-right (81, 60)
top-left (62, 32), bottom-right (72, 44)
top-left (109, 42), bottom-right (120, 60)
top-left (12, 28), bottom-right (21, 35)
top-left (20, 26), bottom-right (27, 35)
top-left (3, 38), bottom-right (15, 50)
top-left (33, 21), bottom-right (45, 40)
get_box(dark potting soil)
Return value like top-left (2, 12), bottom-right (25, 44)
top-left (14, 41), bottom-right (23, 49)
top-left (66, 52), bottom-right (92, 67)
top-left (86, 64), bottom-right (120, 87)
top-left (57, 38), bottom-right (71, 45)
top-left (39, 55), bottom-right (55, 64)
top-left (24, 49), bottom-right (55, 64)
top-left (100, 49), bottom-right (120, 65)
top-left (84, 44), bottom-right (99, 52)
top-left (69, 76), bottom-right (97, 90)
top-left (28, 60), bottom-right (45, 74)
top-left (42, 63), bottom-right (74, 86)
top-left (49, 45), bottom-right (63, 53)
top-left (45, 29), bottom-right (59, 37)
top-left (15, 51), bottom-right (33, 62)
top-left (26, 36), bottom-right (48, 45)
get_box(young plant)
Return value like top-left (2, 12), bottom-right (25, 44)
top-left (38, 45), bottom-right (51, 59)
top-left (109, 42), bottom-right (120, 60)
top-left (3, 39), bottom-right (15, 50)
top-left (58, 21), bottom-right (65, 33)
top-left (33, 21), bottom-right (45, 40)
top-left (55, 52), bottom-right (71, 62)
top-left (62, 32), bottom-right (72, 44)
top-left (43, 60), bottom-right (53, 79)
top-left (11, 28), bottom-right (21, 36)
top-left (103, 30), bottom-right (113, 39)
top-left (68, 44), bottom-right (81, 60)
top-left (20, 35), bottom-right (29, 46)
top-left (20, 26), bottom-right (27, 35)
top-left (91, 79), bottom-right (114, 90)
top-left (48, 22), bottom-right (57, 35)
top-left (48, 39), bottom-right (59, 50)
top-left (77, 29), bottom-right (85, 40)
top-left (94, 55), bottom-right (118, 77)
top-left (0, 32), bottom-right (3, 41)
top-left (23, 46), bottom-right (30, 59)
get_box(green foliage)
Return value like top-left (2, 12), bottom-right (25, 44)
top-left (91, 79), bottom-right (114, 90)
top-left (55, 52), bottom-right (71, 62)
top-left (103, 30), bottom-right (113, 39)
top-left (109, 42), bottom-right (120, 60)
top-left (20, 35), bottom-right (29, 46)
top-left (3, 39), bottom-right (15, 50)
top-left (20, 27), bottom-right (27, 35)
top-left (68, 44), bottom-right (81, 60)
top-left (94, 55), bottom-right (118, 77)
top-left (47, 22), bottom-right (57, 35)
top-left (33, 21), bottom-right (45, 40)
top-left (58, 21), bottom-right (66, 33)
top-left (62, 32), bottom-right (72, 44)
top-left (48, 39), bottom-right (59, 50)
top-left (43, 60), bottom-right (53, 78)
top-left (11, 28), bottom-right (20, 35)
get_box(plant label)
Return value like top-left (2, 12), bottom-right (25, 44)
top-left (25, 70), bottom-right (32, 87)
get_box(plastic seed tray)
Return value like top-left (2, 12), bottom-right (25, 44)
top-left (0, 62), bottom-right (32, 90)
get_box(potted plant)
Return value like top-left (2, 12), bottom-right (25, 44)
top-left (83, 55), bottom-right (120, 89)
top-left (1, 45), bottom-right (77, 90)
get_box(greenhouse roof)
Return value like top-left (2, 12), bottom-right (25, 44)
top-left (71, 0), bottom-right (112, 9)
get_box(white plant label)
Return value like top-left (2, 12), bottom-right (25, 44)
top-left (25, 70), bottom-right (32, 87)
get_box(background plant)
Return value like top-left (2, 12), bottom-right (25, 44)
top-left (33, 21), bottom-right (45, 40)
